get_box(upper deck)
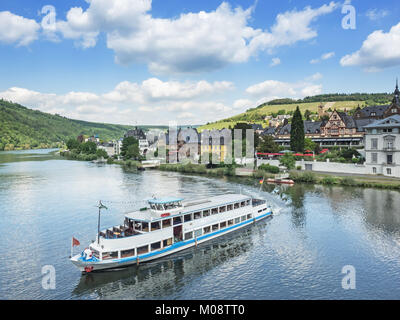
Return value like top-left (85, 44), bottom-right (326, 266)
top-left (125, 194), bottom-right (251, 222)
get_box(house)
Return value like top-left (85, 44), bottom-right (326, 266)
top-left (77, 135), bottom-right (85, 143)
top-left (250, 124), bottom-right (264, 134)
top-left (364, 115), bottom-right (400, 177)
top-left (354, 81), bottom-right (400, 119)
top-left (98, 142), bottom-right (116, 157)
top-left (124, 127), bottom-right (146, 140)
top-left (85, 135), bottom-right (99, 143)
top-left (200, 129), bottom-right (230, 163)
top-left (138, 139), bottom-right (149, 155)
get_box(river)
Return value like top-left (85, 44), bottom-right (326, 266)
top-left (0, 149), bottom-right (399, 300)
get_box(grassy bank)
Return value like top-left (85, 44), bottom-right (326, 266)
top-left (288, 171), bottom-right (400, 190)
top-left (156, 162), bottom-right (400, 190)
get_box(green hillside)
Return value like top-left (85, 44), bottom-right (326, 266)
top-left (0, 99), bottom-right (134, 151)
top-left (199, 92), bottom-right (393, 131)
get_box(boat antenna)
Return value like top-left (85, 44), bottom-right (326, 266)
top-left (97, 200), bottom-right (108, 245)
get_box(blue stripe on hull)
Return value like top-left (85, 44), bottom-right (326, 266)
top-left (112, 210), bottom-right (272, 266)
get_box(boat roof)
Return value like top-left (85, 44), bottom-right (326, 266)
top-left (125, 194), bottom-right (251, 222)
top-left (148, 197), bottom-right (183, 204)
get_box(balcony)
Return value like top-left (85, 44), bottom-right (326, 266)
top-left (383, 147), bottom-right (396, 151)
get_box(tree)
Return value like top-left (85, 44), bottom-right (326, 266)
top-left (79, 141), bottom-right (97, 154)
top-left (290, 106), bottom-right (304, 152)
top-left (280, 153), bottom-right (296, 170)
top-left (258, 135), bottom-right (280, 153)
top-left (304, 109), bottom-right (312, 121)
top-left (121, 136), bottom-right (140, 160)
top-left (304, 138), bottom-right (316, 153)
top-left (66, 138), bottom-right (80, 151)
top-left (96, 149), bottom-right (108, 159)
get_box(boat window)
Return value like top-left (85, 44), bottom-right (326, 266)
top-left (194, 229), bottom-right (202, 237)
top-left (162, 219), bottom-right (172, 228)
top-left (228, 219), bottom-right (234, 226)
top-left (102, 252), bottom-right (118, 260)
top-left (246, 200), bottom-right (250, 206)
top-left (220, 221), bottom-right (227, 229)
top-left (241, 215), bottom-right (246, 222)
top-left (219, 206), bottom-right (226, 213)
top-left (184, 213), bottom-right (192, 222)
top-left (163, 238), bottom-right (173, 247)
top-left (234, 203), bottom-right (240, 209)
top-left (156, 204), bottom-right (164, 211)
top-left (227, 204), bottom-right (233, 211)
top-left (150, 204), bottom-right (156, 210)
top-left (247, 214), bottom-right (252, 220)
top-left (137, 245), bottom-right (149, 255)
top-left (234, 217), bottom-right (240, 224)
top-left (173, 216), bottom-right (182, 225)
top-left (164, 203), bottom-right (174, 210)
top-left (121, 249), bottom-right (135, 258)
top-left (142, 222), bottom-right (149, 232)
top-left (184, 232), bottom-right (193, 240)
top-left (211, 208), bottom-right (218, 215)
top-left (203, 210), bottom-right (210, 217)
top-left (203, 226), bottom-right (211, 234)
top-left (151, 221), bottom-right (161, 231)
top-left (240, 201), bottom-right (246, 207)
top-left (151, 241), bottom-right (161, 251)
top-left (134, 221), bottom-right (142, 231)
top-left (212, 224), bottom-right (219, 231)
top-left (91, 249), bottom-right (100, 259)
top-left (194, 212), bottom-right (202, 220)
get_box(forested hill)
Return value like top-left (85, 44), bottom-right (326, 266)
top-left (248, 93), bottom-right (392, 111)
top-left (0, 99), bottom-right (133, 151)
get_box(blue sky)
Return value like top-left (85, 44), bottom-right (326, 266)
top-left (0, 0), bottom-right (399, 125)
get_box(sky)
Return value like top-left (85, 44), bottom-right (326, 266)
top-left (0, 0), bottom-right (399, 125)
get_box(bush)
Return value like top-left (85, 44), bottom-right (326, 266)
top-left (321, 176), bottom-right (337, 185)
top-left (296, 166), bottom-right (302, 171)
top-left (258, 163), bottom-right (280, 174)
top-left (299, 172), bottom-right (316, 183)
top-left (340, 177), bottom-right (357, 186)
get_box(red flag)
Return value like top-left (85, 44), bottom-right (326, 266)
top-left (72, 237), bottom-right (80, 247)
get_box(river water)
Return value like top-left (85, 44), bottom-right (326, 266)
top-left (0, 149), bottom-right (399, 300)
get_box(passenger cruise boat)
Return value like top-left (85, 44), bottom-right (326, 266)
top-left (70, 194), bottom-right (272, 272)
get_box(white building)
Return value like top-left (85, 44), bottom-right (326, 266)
top-left (139, 139), bottom-right (149, 155)
top-left (98, 142), bottom-right (116, 157)
top-left (364, 115), bottom-right (400, 177)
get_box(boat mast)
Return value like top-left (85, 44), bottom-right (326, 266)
top-left (97, 200), bottom-right (108, 244)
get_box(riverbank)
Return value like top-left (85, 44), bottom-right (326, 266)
top-left (156, 162), bottom-right (400, 190)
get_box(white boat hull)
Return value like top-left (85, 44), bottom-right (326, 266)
top-left (71, 210), bottom-right (272, 272)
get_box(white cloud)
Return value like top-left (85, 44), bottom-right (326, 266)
top-left (321, 52), bottom-right (335, 60)
top-left (366, 9), bottom-right (389, 21)
top-left (243, 74), bottom-right (323, 107)
top-left (340, 22), bottom-right (400, 71)
top-left (306, 72), bottom-right (323, 81)
top-left (0, 78), bottom-right (234, 125)
top-left (0, 11), bottom-right (40, 46)
top-left (270, 57), bottom-right (281, 67)
top-left (233, 99), bottom-right (253, 110)
top-left (310, 51), bottom-right (335, 64)
top-left (50, 0), bottom-right (338, 74)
